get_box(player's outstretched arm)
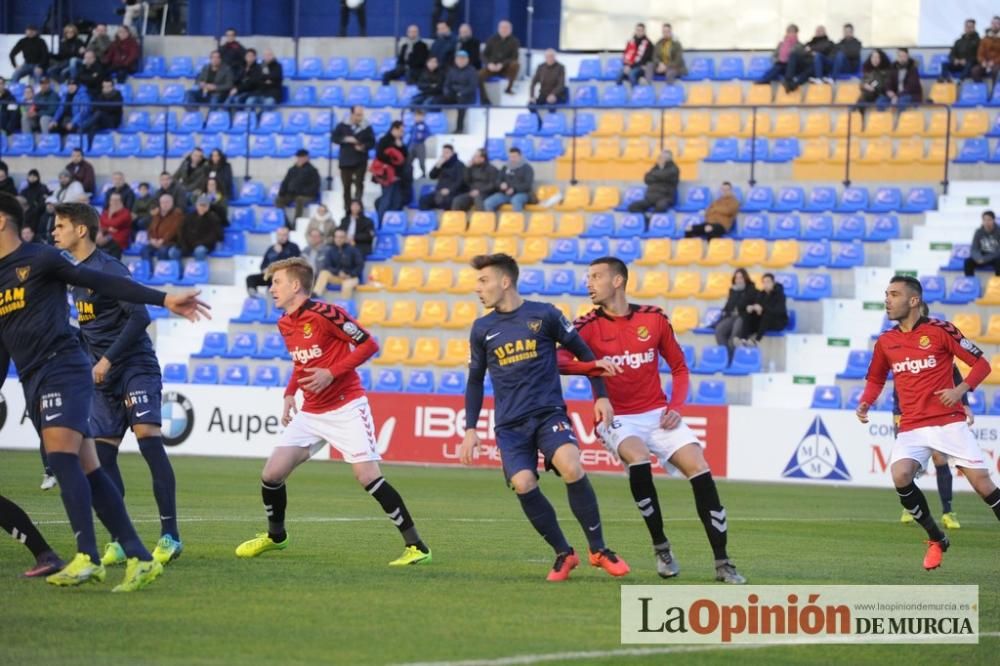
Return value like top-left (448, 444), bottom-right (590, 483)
top-left (555, 349), bottom-right (621, 376)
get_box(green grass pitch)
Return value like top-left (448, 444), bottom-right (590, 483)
top-left (0, 450), bottom-right (996, 665)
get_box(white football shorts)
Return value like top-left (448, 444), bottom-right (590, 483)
top-left (891, 420), bottom-right (990, 472)
top-left (280, 396), bottom-right (381, 463)
top-left (595, 408), bottom-right (701, 465)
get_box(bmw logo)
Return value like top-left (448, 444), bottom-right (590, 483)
top-left (161, 392), bottom-right (194, 446)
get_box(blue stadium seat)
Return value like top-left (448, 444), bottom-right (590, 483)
top-left (829, 241), bottom-right (865, 268)
top-left (121, 110), bottom-right (151, 133)
top-left (276, 57), bottom-right (296, 79)
top-left (629, 85), bottom-right (656, 106)
top-left (175, 111), bottom-right (202, 134)
top-left (437, 371), bottom-right (467, 395)
top-left (616, 187), bottom-right (646, 211)
top-left (919, 275), bottom-right (946, 303)
top-left (941, 276), bottom-right (980, 304)
top-left (518, 268), bottom-right (546, 294)
top-left (228, 208), bottom-right (255, 230)
top-left (716, 57), bottom-right (745, 80)
top-left (837, 350), bottom-right (873, 379)
top-left (313, 111), bottom-right (340, 137)
top-left (406, 370), bottom-right (435, 393)
top-left (285, 111), bottom-right (310, 134)
top-left (333, 299), bottom-right (358, 318)
top-left (810, 385), bottom-right (842, 410)
top-left (613, 238), bottom-right (642, 263)
top-left (134, 56), bottom-right (165, 79)
top-left (198, 132), bottom-right (224, 154)
top-left (147, 260), bottom-right (180, 285)
top-left (706, 138), bottom-right (739, 162)
top-left (545, 239), bottom-right (579, 263)
top-left (134, 83), bottom-right (159, 105)
top-left (192, 332), bottom-right (228, 358)
top-left (256, 333), bottom-right (290, 360)
top-left (572, 58), bottom-right (601, 81)
top-left (163, 363), bottom-right (188, 383)
top-left (836, 186), bottom-right (869, 213)
top-left (579, 239), bottom-right (610, 263)
top-left (249, 135), bottom-right (277, 158)
top-left (901, 187), bottom-right (936, 213)
top-left (600, 58), bottom-right (623, 81)
top-left (534, 138), bottom-right (564, 161)
top-left (291, 85), bottom-right (317, 105)
top-left (542, 269), bottom-right (576, 295)
top-left (110, 134), bottom-right (139, 158)
top-left (166, 56), bottom-right (194, 78)
top-left (844, 386), bottom-right (865, 411)
top-left (374, 369), bottom-right (403, 392)
top-left (232, 297), bottom-right (268, 323)
top-left (275, 135), bottom-right (303, 158)
top-left (539, 113), bottom-right (568, 136)
top-left (966, 389), bottom-right (987, 415)
top-left (486, 137), bottom-right (508, 161)
top-left (256, 208), bottom-right (286, 231)
top-left (426, 112), bottom-right (448, 135)
top-left (645, 213), bottom-right (680, 238)
top-left (573, 112), bottom-right (596, 135)
top-left (369, 234), bottom-right (400, 260)
top-left (355, 368), bottom-right (371, 391)
top-left (599, 85), bottom-right (628, 107)
top-left (127, 260), bottom-right (151, 282)
top-left (349, 57), bottom-right (378, 80)
top-left (408, 211), bottom-right (437, 234)
top-left (747, 56), bottom-right (772, 80)
top-left (297, 57), bottom-right (324, 79)
top-left (658, 84), bottom-right (686, 106)
top-left (178, 260), bottom-right (210, 286)
top-left (233, 181), bottom-right (266, 205)
top-left (614, 214), bottom-right (645, 238)
top-left (741, 186), bottom-right (774, 212)
top-left (223, 134), bottom-right (247, 157)
top-left (676, 186), bottom-right (711, 212)
top-left (867, 186), bottom-right (902, 213)
top-left (372, 86), bottom-right (397, 107)
top-left (224, 332), bottom-right (258, 359)
top-left (833, 214), bottom-right (866, 241)
top-left (379, 57), bottom-right (397, 77)
top-left (867, 214), bottom-right (900, 241)
top-left (803, 186), bottom-right (837, 212)
top-left (735, 138), bottom-right (768, 163)
top-left (251, 365), bottom-right (282, 387)
top-left (168, 134), bottom-right (195, 157)
top-left (802, 214), bottom-right (834, 240)
top-left (723, 347), bottom-right (762, 376)
top-left (227, 111), bottom-right (256, 135)
top-left (767, 138), bottom-right (800, 162)
top-left (160, 84), bottom-right (185, 104)
top-left (940, 244), bottom-right (970, 271)
top-left (683, 57), bottom-right (714, 80)
top-left (796, 273), bottom-right (832, 301)
top-left (796, 241), bottom-right (831, 268)
top-left (955, 138), bottom-right (990, 163)
top-left (564, 376), bottom-right (594, 400)
top-left (89, 134), bottom-right (115, 157)
top-left (692, 346), bottom-right (728, 375)
top-left (379, 211), bottom-right (407, 235)
top-left (920, 53), bottom-right (947, 78)
top-left (346, 85), bottom-right (372, 106)
top-left (736, 214), bottom-right (769, 239)
top-left (572, 85), bottom-right (597, 106)
top-left (252, 111), bottom-right (283, 135)
top-left (33, 134), bottom-right (59, 156)
top-left (582, 213), bottom-right (614, 238)
top-left (221, 365), bottom-right (250, 386)
top-left (191, 364), bottom-right (220, 384)
top-left (693, 307), bottom-right (723, 334)
top-left (956, 82), bottom-right (988, 107)
top-left (771, 215), bottom-right (801, 239)
top-left (692, 380), bottom-right (727, 405)
top-left (325, 56), bottom-right (350, 79)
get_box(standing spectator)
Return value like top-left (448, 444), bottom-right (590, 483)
top-left (714, 268), bottom-right (758, 363)
top-left (9, 25), bottom-right (49, 83)
top-left (339, 200), bottom-right (376, 258)
top-left (792, 26), bottom-right (835, 87)
top-left (307, 203), bottom-right (337, 240)
top-left (452, 149), bottom-right (498, 211)
top-left (51, 79), bottom-right (90, 135)
top-left (119, 0), bottom-right (144, 29)
top-left (743, 273), bottom-right (789, 343)
top-left (627, 150), bottom-right (680, 213)
top-left (686, 182), bottom-right (739, 239)
top-left (76, 50), bottom-right (105, 96)
top-left (218, 27), bottom-right (246, 76)
top-left (99, 192), bottom-right (133, 249)
top-left (373, 121), bottom-right (408, 219)
top-left (440, 50), bottom-right (478, 132)
top-left (430, 22), bottom-right (457, 67)
top-left (66, 148), bottom-right (96, 197)
top-left (383, 25), bottom-right (428, 85)
top-left (857, 49), bottom-right (892, 108)
top-left (652, 23), bottom-right (687, 83)
top-left (132, 182), bottom-right (156, 230)
top-left (483, 147), bottom-right (534, 212)
top-left (479, 20), bottom-right (521, 104)
top-left (408, 109), bottom-right (431, 178)
top-left (173, 147), bottom-right (211, 198)
top-left (0, 167), bottom-right (16, 197)
top-left (823, 23), bottom-right (863, 81)
top-left (103, 25), bottom-right (140, 82)
top-left (80, 78), bottom-right (123, 142)
top-left (86, 25), bottom-right (112, 62)
top-left (179, 195), bottom-right (224, 260)
top-left (141, 193), bottom-right (185, 262)
top-left (432, 0), bottom-right (462, 33)
top-left (226, 48), bottom-right (261, 108)
top-left (0, 78), bottom-right (17, 135)
top-left (246, 226), bottom-right (300, 294)
top-left (332, 105), bottom-right (376, 212)
top-left (941, 19), bottom-right (981, 82)
top-left (105, 171), bottom-right (135, 211)
top-left (302, 229), bottom-right (328, 274)
top-left (155, 171), bottom-right (188, 208)
top-left (885, 48), bottom-right (923, 110)
top-left (528, 49), bottom-right (567, 126)
top-left (972, 19), bottom-right (1000, 84)
top-left (204, 178), bottom-right (228, 222)
top-left (756, 24), bottom-right (803, 89)
top-left (207, 149), bottom-right (235, 198)
top-left (964, 210), bottom-right (1000, 276)
top-left (186, 51), bottom-right (234, 106)
top-left (313, 229), bottom-right (363, 299)
top-left (419, 144), bottom-right (465, 210)
top-left (20, 169), bottom-right (50, 233)
top-left (411, 56), bottom-right (445, 106)
top-left (249, 49), bottom-right (284, 108)
top-left (29, 78), bottom-right (60, 134)
top-left (617, 23), bottom-right (654, 86)
top-left (275, 149), bottom-right (322, 225)
top-left (95, 227), bottom-right (122, 259)
top-left (47, 24), bottom-right (85, 82)
top-left (340, 0), bottom-right (367, 36)
top-left (456, 23), bottom-right (482, 70)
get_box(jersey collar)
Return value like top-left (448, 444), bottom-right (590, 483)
top-left (597, 303), bottom-right (640, 320)
top-left (287, 297), bottom-right (315, 319)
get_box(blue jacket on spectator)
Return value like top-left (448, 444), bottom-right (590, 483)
top-left (409, 121), bottom-right (431, 146)
top-left (52, 86), bottom-right (91, 126)
top-left (430, 33), bottom-right (457, 66)
top-left (323, 243), bottom-right (363, 278)
top-left (260, 240), bottom-right (300, 270)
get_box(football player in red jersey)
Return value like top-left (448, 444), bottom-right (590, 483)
top-left (857, 276), bottom-right (999, 570)
top-left (234, 258), bottom-right (431, 566)
top-left (557, 257), bottom-right (746, 584)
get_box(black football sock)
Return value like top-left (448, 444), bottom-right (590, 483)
top-left (96, 441), bottom-right (125, 497)
top-left (261, 480), bottom-right (287, 542)
top-left (137, 436), bottom-right (179, 539)
top-left (897, 482), bottom-right (946, 541)
top-left (47, 452), bottom-right (100, 564)
top-left (87, 469), bottom-right (153, 561)
top-left (0, 493), bottom-right (55, 559)
top-left (935, 464), bottom-right (953, 514)
top-left (365, 477), bottom-right (426, 550)
top-left (566, 475), bottom-right (606, 552)
top-left (984, 488), bottom-right (1000, 520)
top-left (516, 486), bottom-right (571, 554)
top-left (628, 462), bottom-right (667, 546)
top-left (690, 470), bottom-right (729, 561)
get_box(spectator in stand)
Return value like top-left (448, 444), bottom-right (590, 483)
top-left (857, 49), bottom-right (892, 109)
top-left (47, 24), bottom-right (85, 82)
top-left (339, 199), bottom-right (376, 258)
top-left (332, 105), bottom-right (377, 212)
top-left (430, 22), bottom-right (457, 68)
top-left (483, 147), bottom-right (534, 212)
top-left (528, 49), bottom-right (567, 126)
top-left (17, 87), bottom-right (37, 135)
top-left (408, 109), bottom-right (431, 178)
top-left (21, 224), bottom-right (40, 244)
top-left (103, 26), bottom-right (140, 82)
top-left (132, 182), bottom-right (156, 230)
top-left (452, 148), bottom-right (498, 211)
top-left (20, 169), bottom-right (50, 233)
top-left (118, 0), bottom-right (144, 29)
top-left (479, 20), bottom-right (521, 104)
top-left (51, 79), bottom-right (90, 135)
top-left (756, 24), bottom-right (803, 90)
top-left (941, 18), bottom-right (980, 82)
top-left (76, 49), bottom-right (105, 96)
top-left (80, 78), bottom-right (123, 142)
top-left (617, 22), bottom-right (654, 86)
top-left (713, 268), bottom-right (758, 363)
top-left (9, 25), bottom-right (49, 83)
top-left (627, 150), bottom-right (680, 213)
top-left (204, 178), bottom-right (228, 221)
top-left (141, 193), bottom-right (185, 262)
top-left (686, 182), bottom-right (739, 239)
top-left (249, 49), bottom-right (284, 108)
top-left (972, 18), bottom-right (1000, 84)
top-left (817, 23), bottom-right (863, 82)
top-left (99, 191), bottom-right (133, 249)
top-left (275, 149), bottom-right (322, 226)
top-left (743, 273), bottom-right (789, 344)
top-left (440, 50), bottom-right (479, 132)
top-left (179, 195), bottom-right (224, 259)
top-left (302, 228), bottom-right (328, 275)
top-left (340, 0), bottom-right (367, 36)
top-left (246, 226), bottom-right (300, 294)
top-left (457, 23), bottom-right (482, 70)
top-left (174, 147), bottom-right (211, 199)
top-left (30, 77), bottom-right (60, 134)
top-left (419, 144), bottom-right (465, 210)
top-left (43, 171), bottom-right (90, 237)
top-left (307, 203), bottom-right (337, 240)
top-left (884, 48), bottom-right (922, 110)
top-left (155, 171), bottom-right (188, 209)
top-left (432, 0), bottom-right (462, 33)
top-left (0, 78), bottom-right (17, 135)
top-left (207, 149), bottom-right (235, 198)
top-left (313, 229), bottom-right (363, 299)
top-left (0, 167), bottom-right (16, 197)
top-left (226, 48), bottom-right (262, 108)
top-left (383, 25), bottom-right (428, 85)
top-left (105, 171), bottom-right (135, 211)
top-left (412, 56), bottom-right (445, 106)
top-left (66, 148), bottom-right (96, 197)
top-left (965, 210), bottom-right (1000, 276)
top-left (219, 27), bottom-right (246, 76)
top-left (95, 227), bottom-right (122, 259)
top-left (186, 51), bottom-right (234, 106)
top-left (652, 23), bottom-right (687, 83)
top-left (788, 25), bottom-right (835, 88)
top-left (373, 121), bottom-right (408, 219)
top-left (86, 25), bottom-right (111, 62)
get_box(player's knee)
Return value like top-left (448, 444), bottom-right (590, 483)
top-left (617, 440), bottom-right (651, 466)
top-left (890, 466), bottom-right (915, 487)
top-left (351, 463), bottom-right (381, 487)
top-left (559, 461), bottom-right (585, 483)
top-left (509, 473), bottom-right (538, 494)
top-left (133, 424), bottom-right (160, 440)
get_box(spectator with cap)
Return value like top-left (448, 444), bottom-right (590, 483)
top-left (103, 25), bottom-right (140, 82)
top-left (246, 226), bottom-right (300, 295)
top-left (456, 23), bottom-right (482, 69)
top-left (99, 192), bottom-right (133, 249)
top-left (419, 144), bottom-right (465, 210)
top-left (219, 27), bottom-right (246, 76)
top-left (479, 20), bottom-right (521, 104)
top-left (383, 25), bottom-right (428, 85)
top-left (617, 22), bottom-right (654, 86)
top-left (80, 78), bottom-right (123, 142)
top-left (333, 105), bottom-right (377, 212)
top-left (186, 50), bottom-right (234, 106)
top-left (275, 149), bottom-right (322, 226)
top-left (452, 148), bottom-right (498, 211)
top-left (652, 23), bottom-right (687, 83)
top-left (440, 50), bottom-right (478, 132)
top-left (313, 229), bottom-right (363, 299)
top-left (483, 147), bottom-right (534, 212)
top-left (9, 24), bottom-right (49, 83)
top-left (142, 193), bottom-right (185, 262)
top-left (66, 148), bottom-right (96, 196)
top-left (338, 200), bottom-right (376, 258)
top-left (179, 195), bottom-right (225, 260)
top-left (628, 150), bottom-right (680, 213)
top-left (528, 49), bottom-right (567, 126)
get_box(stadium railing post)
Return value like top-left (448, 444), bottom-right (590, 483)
top-left (843, 104), bottom-right (853, 188)
top-left (942, 104), bottom-right (952, 195)
top-left (243, 102), bottom-right (251, 184)
top-left (161, 102), bottom-right (168, 175)
top-left (570, 107), bottom-right (579, 185)
top-left (749, 106), bottom-right (758, 188)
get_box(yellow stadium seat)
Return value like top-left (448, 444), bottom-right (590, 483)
top-left (436, 210), bottom-right (467, 235)
top-left (623, 112), bottom-right (654, 137)
top-left (986, 354), bottom-right (1000, 385)
top-left (697, 272), bottom-right (731, 300)
top-left (833, 84), bottom-right (858, 105)
top-left (747, 272), bottom-right (764, 290)
top-left (681, 111), bottom-right (711, 137)
top-left (625, 272), bottom-right (641, 296)
top-left (925, 110), bottom-right (948, 137)
top-left (892, 137), bottom-right (925, 163)
top-left (670, 306), bottom-right (699, 334)
top-left (977, 314), bottom-right (1000, 343)
top-left (668, 271), bottom-right (701, 298)
top-left (585, 186), bottom-right (620, 211)
top-left (492, 236), bottom-right (518, 257)
top-left (774, 86), bottom-right (802, 105)
top-left (447, 267), bottom-right (477, 294)
top-left (770, 111), bottom-right (801, 138)
top-left (418, 267), bottom-right (454, 293)
top-left (405, 337), bottom-right (441, 366)
top-left (955, 110), bottom-right (989, 138)
top-left (383, 300), bottom-right (417, 327)
top-left (801, 111), bottom-right (832, 138)
top-left (575, 302), bottom-right (597, 319)
top-left (412, 300), bottom-right (449, 329)
top-left (826, 139), bottom-right (862, 164)
top-left (745, 84), bottom-right (772, 105)
top-left (435, 338), bottom-right (470, 367)
top-left (357, 300), bottom-right (387, 327)
top-left (686, 83), bottom-right (714, 106)
top-left (496, 212), bottom-right (524, 236)
top-left (832, 111), bottom-right (863, 137)
top-left (862, 111), bottom-right (893, 137)
top-left (617, 138), bottom-right (651, 163)
top-left (467, 211), bottom-right (496, 235)
top-left (590, 138), bottom-right (620, 160)
top-left (554, 213), bottom-right (585, 237)
top-left (519, 237), bottom-right (548, 264)
top-left (359, 265), bottom-right (393, 291)
top-left (762, 240), bottom-right (800, 268)
top-left (700, 238), bottom-right (735, 266)
top-left (555, 185), bottom-right (592, 211)
top-left (929, 82), bottom-right (957, 105)
top-left (732, 239), bottom-right (768, 267)
top-left (560, 138), bottom-right (593, 160)
top-left (682, 137), bottom-right (710, 161)
top-left (666, 237), bottom-right (703, 265)
top-left (593, 112), bottom-right (625, 137)
top-left (373, 336), bottom-right (409, 365)
top-left (387, 266), bottom-right (424, 292)
top-left (427, 235), bottom-right (460, 262)
top-left (634, 271), bottom-right (670, 298)
top-left (525, 185), bottom-right (560, 211)
top-left (458, 237), bottom-right (489, 262)
top-left (952, 312), bottom-right (982, 340)
top-left (796, 138), bottom-right (830, 162)
top-left (977, 276), bottom-right (1000, 305)
top-left (804, 83), bottom-right (833, 105)
top-left (920, 139), bottom-right (955, 165)
top-left (715, 83), bottom-right (744, 106)
top-left (522, 212), bottom-right (554, 236)
top-left (552, 302), bottom-right (572, 321)
top-left (397, 235), bottom-right (431, 261)
top-left (893, 110), bottom-right (925, 137)
top-left (637, 238), bottom-right (671, 266)
top-left (710, 111), bottom-right (743, 138)
top-left (661, 111), bottom-right (682, 135)
top-left (443, 301), bottom-right (479, 329)
top-left (859, 138), bottom-right (893, 164)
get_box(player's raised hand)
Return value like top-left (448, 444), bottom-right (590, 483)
top-left (855, 401), bottom-right (870, 424)
top-left (282, 395), bottom-right (298, 427)
top-left (594, 397), bottom-right (614, 426)
top-left (459, 429), bottom-right (481, 465)
top-left (164, 290), bottom-right (212, 322)
top-left (934, 387), bottom-right (965, 408)
top-left (660, 409), bottom-right (682, 430)
top-left (300, 367), bottom-right (333, 393)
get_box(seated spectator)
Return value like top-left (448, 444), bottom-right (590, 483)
top-left (340, 0), bottom-right (367, 36)
top-left (652, 23), bottom-right (687, 83)
top-left (275, 149), bottom-right (322, 225)
top-left (617, 22), bottom-right (653, 86)
top-left (339, 200), bottom-right (376, 258)
top-left (456, 23), bottom-right (482, 69)
top-left (51, 79), bottom-right (91, 135)
top-left (103, 25), bottom-right (140, 82)
top-left (17, 86), bottom-right (36, 135)
top-left (249, 49), bottom-right (283, 108)
top-left (528, 49), bottom-right (567, 125)
top-left (743, 273), bottom-right (789, 343)
top-left (756, 24), bottom-right (803, 90)
top-left (246, 226), bottom-right (300, 294)
top-left (207, 149), bottom-right (235, 198)
top-left (76, 50), bottom-right (105, 96)
top-left (0, 166), bottom-right (16, 197)
top-left (81, 78), bottom-right (123, 141)
top-left (174, 147), bottom-right (210, 198)
top-left (20, 169), bottom-right (50, 233)
top-left (972, 18), bottom-right (1000, 84)
top-left (155, 171), bottom-right (188, 209)
top-left (686, 182), bottom-right (739, 239)
top-left (226, 48), bottom-right (261, 108)
top-left (483, 147), bottom-right (534, 212)
top-left (479, 20), bottom-right (521, 104)
top-left (408, 109), bottom-right (431, 178)
top-left (301, 228), bottom-right (328, 274)
top-left (941, 18), bottom-right (980, 82)
top-left (373, 121), bottom-right (409, 219)
top-left (86, 25), bottom-right (112, 62)
top-left (186, 50), bottom-right (233, 106)
top-left (965, 210), bottom-right (1000, 276)
top-left (30, 78), bottom-right (61, 134)
top-left (452, 148), bottom-right (498, 211)
top-left (827, 23), bottom-right (863, 81)
top-left (412, 56), bottom-right (445, 105)
top-left (66, 148), bottom-right (96, 196)
top-left (627, 150), bottom-right (680, 213)
top-left (99, 191), bottom-right (133, 249)
top-left (0, 78), bottom-right (16, 135)
top-left (884, 48), bottom-right (922, 110)
top-left (9, 24), bottom-right (49, 83)
top-left (141, 193), bottom-right (185, 262)
top-left (47, 24), bottom-right (85, 82)
top-left (105, 171), bottom-right (135, 211)
top-left (95, 227), bottom-right (122, 259)
top-left (419, 144), bottom-right (465, 210)
top-left (440, 50), bottom-right (478, 132)
top-left (219, 27), bottom-right (246, 76)
top-left (383, 25), bottom-right (428, 85)
top-left (790, 25), bottom-right (834, 88)
top-left (204, 178), bottom-right (228, 222)
top-left (306, 203), bottom-right (337, 240)
top-left (713, 268), bottom-right (758, 363)
top-left (333, 106), bottom-right (377, 211)
top-left (132, 182), bottom-right (156, 230)
top-left (179, 195), bottom-right (224, 260)
top-left (430, 22), bottom-right (457, 67)
top-left (857, 49), bottom-right (892, 108)
top-left (313, 229), bottom-right (363, 299)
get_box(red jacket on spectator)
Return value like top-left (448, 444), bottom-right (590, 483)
top-left (623, 36), bottom-right (653, 67)
top-left (103, 35), bottom-right (140, 72)
top-left (100, 207), bottom-right (133, 249)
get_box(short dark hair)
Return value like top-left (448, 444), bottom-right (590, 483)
top-left (662, 23), bottom-right (672, 29)
top-left (919, 301), bottom-right (930, 318)
top-left (897, 47), bottom-right (909, 54)
top-left (636, 22), bottom-right (645, 29)
top-left (139, 181), bottom-right (150, 189)
top-left (71, 147), bottom-right (83, 154)
top-left (160, 171), bottom-right (171, 177)
top-left (442, 143), bottom-right (455, 152)
top-left (471, 253), bottom-right (519, 284)
top-left (890, 274), bottom-right (922, 297)
top-left (590, 256), bottom-right (628, 284)
top-left (390, 120), bottom-right (404, 131)
top-left (721, 180), bottom-right (732, 187)
top-left (509, 147), bottom-right (521, 155)
top-left (762, 272), bottom-right (775, 281)
top-left (246, 47), bottom-right (257, 56)
top-left (984, 210), bottom-right (996, 220)
top-left (844, 23), bottom-right (854, 30)
top-left (0, 193), bottom-right (24, 232)
top-left (54, 202), bottom-right (99, 241)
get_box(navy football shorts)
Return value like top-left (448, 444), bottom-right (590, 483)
top-left (23, 350), bottom-right (93, 437)
top-left (494, 409), bottom-right (578, 484)
top-left (91, 365), bottom-right (163, 439)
